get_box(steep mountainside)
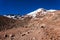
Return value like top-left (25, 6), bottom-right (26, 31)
top-left (0, 16), bottom-right (16, 31)
top-left (0, 8), bottom-right (60, 40)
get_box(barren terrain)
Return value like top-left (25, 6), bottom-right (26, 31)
top-left (0, 9), bottom-right (60, 40)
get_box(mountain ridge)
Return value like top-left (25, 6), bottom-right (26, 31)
top-left (0, 8), bottom-right (60, 40)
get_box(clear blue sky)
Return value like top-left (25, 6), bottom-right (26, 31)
top-left (0, 0), bottom-right (60, 15)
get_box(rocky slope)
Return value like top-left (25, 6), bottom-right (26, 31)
top-left (0, 16), bottom-right (17, 31)
top-left (0, 8), bottom-right (60, 40)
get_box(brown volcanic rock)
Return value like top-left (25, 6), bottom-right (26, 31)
top-left (0, 9), bottom-right (60, 40)
top-left (0, 16), bottom-right (16, 31)
top-left (0, 16), bottom-right (31, 31)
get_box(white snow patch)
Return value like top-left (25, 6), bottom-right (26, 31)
top-left (27, 8), bottom-right (57, 18)
top-left (3, 15), bottom-right (15, 19)
top-left (27, 8), bottom-right (45, 17)
top-left (47, 9), bottom-right (56, 12)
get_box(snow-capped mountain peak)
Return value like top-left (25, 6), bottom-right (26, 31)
top-left (3, 15), bottom-right (15, 18)
top-left (27, 8), bottom-right (57, 18)
top-left (4, 15), bottom-right (15, 18)
top-left (3, 15), bottom-right (21, 19)
top-left (3, 8), bottom-right (57, 19)
top-left (27, 8), bottom-right (46, 17)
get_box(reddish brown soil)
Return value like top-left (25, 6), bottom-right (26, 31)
top-left (0, 11), bottom-right (60, 40)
